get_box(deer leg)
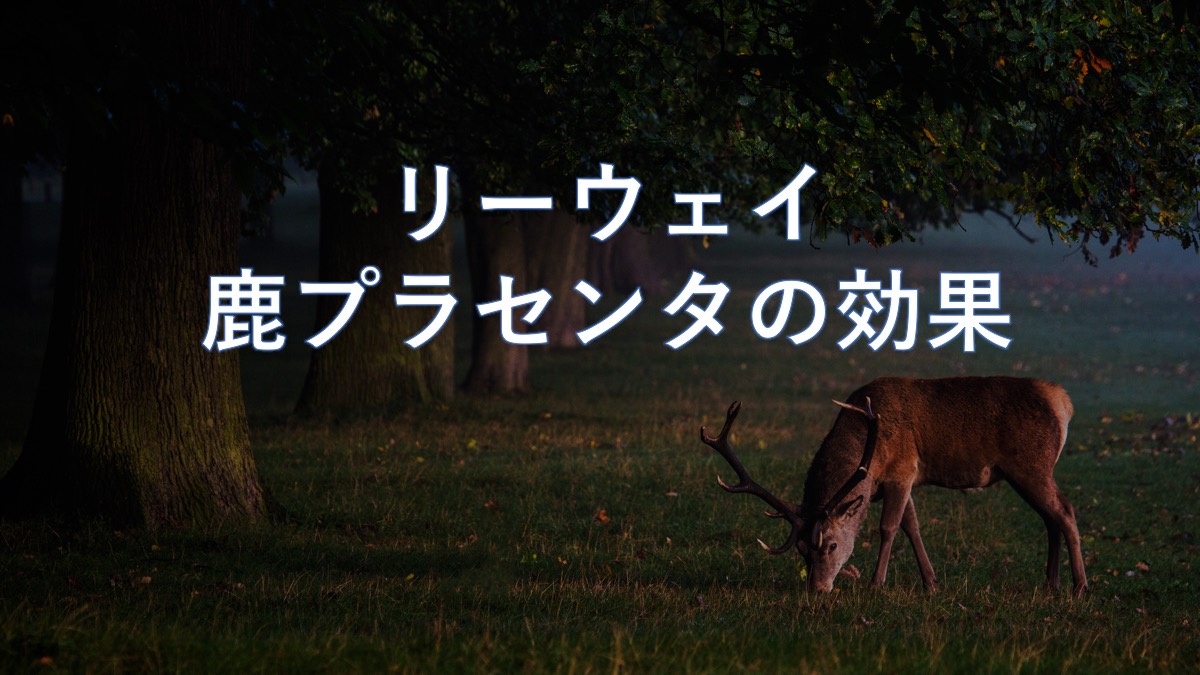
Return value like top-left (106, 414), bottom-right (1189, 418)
top-left (1008, 477), bottom-right (1089, 597)
top-left (900, 495), bottom-right (937, 591)
top-left (871, 484), bottom-right (909, 587)
top-left (1041, 512), bottom-right (1063, 591)
top-left (1053, 485), bottom-right (1088, 597)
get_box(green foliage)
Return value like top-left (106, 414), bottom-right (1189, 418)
top-left (986, 2), bottom-right (1200, 261)
top-left (9, 2), bottom-right (1196, 251)
top-left (600, 0), bottom-right (1200, 258)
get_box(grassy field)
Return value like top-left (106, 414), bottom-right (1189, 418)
top-left (2, 189), bottom-right (1199, 672)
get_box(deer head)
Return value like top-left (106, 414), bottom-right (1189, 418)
top-left (701, 399), bottom-right (878, 591)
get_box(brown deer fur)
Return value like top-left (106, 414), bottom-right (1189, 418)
top-left (702, 376), bottom-right (1088, 597)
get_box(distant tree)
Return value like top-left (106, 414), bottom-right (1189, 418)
top-left (268, 4), bottom-right (459, 416)
top-left (428, 1), bottom-right (718, 392)
top-left (265, 1), bottom-right (706, 395)
top-left (293, 165), bottom-right (455, 415)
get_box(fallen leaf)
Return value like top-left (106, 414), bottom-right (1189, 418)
top-left (594, 508), bottom-right (610, 523)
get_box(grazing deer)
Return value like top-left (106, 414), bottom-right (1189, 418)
top-left (700, 376), bottom-right (1088, 596)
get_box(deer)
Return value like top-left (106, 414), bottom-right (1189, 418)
top-left (700, 376), bottom-right (1088, 597)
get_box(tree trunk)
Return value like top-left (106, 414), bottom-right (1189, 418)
top-left (294, 167), bottom-right (454, 417)
top-left (523, 210), bottom-right (588, 348)
top-left (461, 206), bottom-right (531, 394)
top-left (587, 226), bottom-right (693, 297)
top-left (0, 1), bottom-right (267, 528)
top-left (461, 209), bottom-right (656, 393)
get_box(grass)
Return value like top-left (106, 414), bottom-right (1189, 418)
top-left (2, 190), bottom-right (1199, 672)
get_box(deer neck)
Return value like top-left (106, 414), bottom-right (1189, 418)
top-left (800, 437), bottom-right (877, 521)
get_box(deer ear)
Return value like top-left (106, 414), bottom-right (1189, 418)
top-left (831, 494), bottom-right (864, 520)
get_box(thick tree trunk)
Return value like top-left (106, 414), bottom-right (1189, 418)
top-left (523, 211), bottom-right (588, 348)
top-left (294, 167), bottom-right (454, 417)
top-left (0, 1), bottom-right (267, 528)
top-left (461, 208), bottom-right (530, 394)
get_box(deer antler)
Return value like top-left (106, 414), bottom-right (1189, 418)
top-left (821, 397), bottom-right (879, 517)
top-left (701, 401), bottom-right (804, 555)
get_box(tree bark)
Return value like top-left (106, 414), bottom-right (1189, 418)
top-left (523, 210), bottom-right (588, 348)
top-left (461, 211), bottom-right (678, 393)
top-left (0, 1), bottom-right (267, 528)
top-left (461, 207), bottom-right (531, 394)
top-left (294, 167), bottom-right (454, 417)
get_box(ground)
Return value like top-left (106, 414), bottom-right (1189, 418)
top-left (2, 186), bottom-right (1198, 672)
